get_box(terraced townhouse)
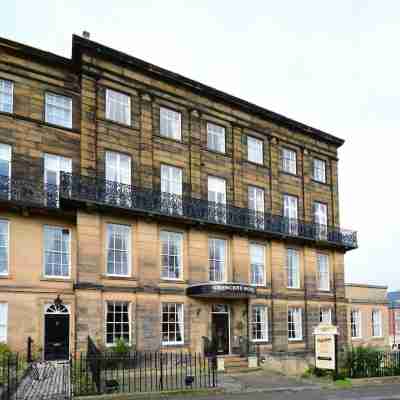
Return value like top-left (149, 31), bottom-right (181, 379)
top-left (0, 33), bottom-right (357, 366)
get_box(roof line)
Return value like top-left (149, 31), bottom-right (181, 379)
top-left (72, 34), bottom-right (345, 147)
top-left (0, 36), bottom-right (72, 68)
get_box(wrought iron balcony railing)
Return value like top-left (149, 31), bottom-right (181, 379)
top-left (59, 173), bottom-right (357, 250)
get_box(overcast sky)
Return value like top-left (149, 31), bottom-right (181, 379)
top-left (4, 1), bottom-right (399, 289)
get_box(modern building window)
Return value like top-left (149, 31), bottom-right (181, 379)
top-left (161, 164), bottom-right (182, 214)
top-left (283, 194), bottom-right (298, 235)
top-left (160, 231), bottom-right (182, 280)
top-left (106, 224), bottom-right (131, 277)
top-left (0, 303), bottom-right (7, 343)
top-left (0, 221), bottom-right (8, 276)
top-left (105, 151), bottom-right (131, 205)
top-left (106, 301), bottom-right (130, 345)
top-left (288, 307), bottom-right (302, 340)
top-left (287, 248), bottom-right (300, 289)
top-left (44, 226), bottom-right (70, 278)
top-left (313, 158), bottom-right (326, 183)
top-left (45, 93), bottom-right (72, 129)
top-left (351, 309), bottom-right (362, 338)
top-left (161, 303), bottom-right (184, 345)
top-left (207, 122), bottom-right (225, 153)
top-left (209, 238), bottom-right (226, 282)
top-left (248, 186), bottom-right (264, 229)
top-left (247, 136), bottom-right (263, 164)
top-left (250, 243), bottom-right (265, 286)
top-left (160, 107), bottom-right (181, 140)
top-left (320, 308), bottom-right (332, 324)
top-left (314, 202), bottom-right (328, 239)
top-left (208, 176), bottom-right (226, 223)
top-left (0, 80), bottom-right (13, 114)
top-left (372, 310), bottom-right (382, 337)
top-left (0, 144), bottom-right (11, 199)
top-left (317, 253), bottom-right (330, 291)
top-left (106, 88), bottom-right (131, 125)
top-left (251, 305), bottom-right (268, 341)
top-left (44, 153), bottom-right (72, 207)
top-left (281, 148), bottom-right (296, 174)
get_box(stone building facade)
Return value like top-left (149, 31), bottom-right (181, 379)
top-left (345, 284), bottom-right (389, 348)
top-left (388, 291), bottom-right (400, 349)
top-left (0, 34), bottom-right (357, 362)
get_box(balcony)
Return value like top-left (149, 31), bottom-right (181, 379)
top-left (59, 173), bottom-right (357, 250)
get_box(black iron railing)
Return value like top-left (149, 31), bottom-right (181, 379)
top-left (75, 340), bottom-right (217, 396)
top-left (59, 173), bottom-right (357, 249)
top-left (0, 175), bottom-right (59, 209)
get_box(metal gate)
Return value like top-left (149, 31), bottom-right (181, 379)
top-left (13, 360), bottom-right (72, 400)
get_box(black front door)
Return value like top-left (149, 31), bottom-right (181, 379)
top-left (44, 314), bottom-right (69, 360)
top-left (212, 313), bottom-right (229, 355)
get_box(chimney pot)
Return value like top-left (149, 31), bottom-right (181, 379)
top-left (82, 31), bottom-right (90, 39)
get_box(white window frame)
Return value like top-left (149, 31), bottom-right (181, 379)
top-left (313, 158), bottom-right (326, 183)
top-left (284, 194), bottom-right (298, 235)
top-left (351, 309), bottom-right (362, 339)
top-left (105, 301), bottom-right (131, 346)
top-left (208, 176), bottom-right (226, 223)
top-left (43, 225), bottom-right (71, 279)
top-left (161, 164), bottom-right (183, 214)
top-left (288, 307), bottom-right (303, 341)
top-left (209, 238), bottom-right (226, 283)
top-left (106, 223), bottom-right (131, 277)
top-left (207, 122), bottom-right (225, 153)
top-left (314, 202), bottom-right (328, 240)
top-left (161, 303), bottom-right (184, 346)
top-left (45, 92), bottom-right (72, 129)
top-left (250, 243), bottom-right (265, 286)
top-left (0, 220), bottom-right (9, 276)
top-left (282, 147), bottom-right (297, 174)
top-left (0, 144), bottom-right (11, 179)
top-left (0, 303), bottom-right (8, 343)
top-left (248, 186), bottom-right (265, 229)
top-left (106, 88), bottom-right (131, 126)
top-left (251, 305), bottom-right (268, 342)
top-left (287, 248), bottom-right (300, 289)
top-left (0, 80), bottom-right (13, 114)
top-left (160, 107), bottom-right (181, 141)
top-left (317, 253), bottom-right (330, 291)
top-left (105, 151), bottom-right (131, 185)
top-left (44, 153), bottom-right (72, 207)
top-left (160, 231), bottom-right (183, 281)
top-left (320, 308), bottom-right (332, 324)
top-left (247, 136), bottom-right (263, 164)
top-left (372, 309), bottom-right (382, 337)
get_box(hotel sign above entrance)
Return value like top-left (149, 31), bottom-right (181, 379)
top-left (186, 283), bottom-right (257, 298)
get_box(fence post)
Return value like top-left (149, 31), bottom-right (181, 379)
top-left (159, 353), bottom-right (163, 391)
top-left (27, 337), bottom-right (33, 363)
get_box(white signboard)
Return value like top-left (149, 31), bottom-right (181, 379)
top-left (314, 323), bottom-right (338, 370)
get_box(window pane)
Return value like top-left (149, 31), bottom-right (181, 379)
top-left (207, 123), bottom-right (225, 153)
top-left (106, 89), bottom-right (131, 125)
top-left (106, 301), bottom-right (130, 345)
top-left (44, 226), bottom-right (69, 277)
top-left (45, 93), bottom-right (72, 128)
top-left (209, 238), bottom-right (226, 282)
top-left (0, 80), bottom-right (13, 113)
top-left (106, 224), bottom-right (130, 276)
top-left (160, 107), bottom-right (181, 140)
top-left (160, 231), bottom-right (182, 280)
top-left (247, 136), bottom-right (263, 164)
top-left (161, 303), bottom-right (184, 345)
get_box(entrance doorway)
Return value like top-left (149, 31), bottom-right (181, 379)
top-left (211, 304), bottom-right (230, 355)
top-left (44, 302), bottom-right (70, 361)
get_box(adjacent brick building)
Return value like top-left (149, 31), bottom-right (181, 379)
top-left (345, 284), bottom-right (389, 348)
top-left (389, 291), bottom-right (400, 349)
top-left (0, 34), bottom-right (357, 363)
